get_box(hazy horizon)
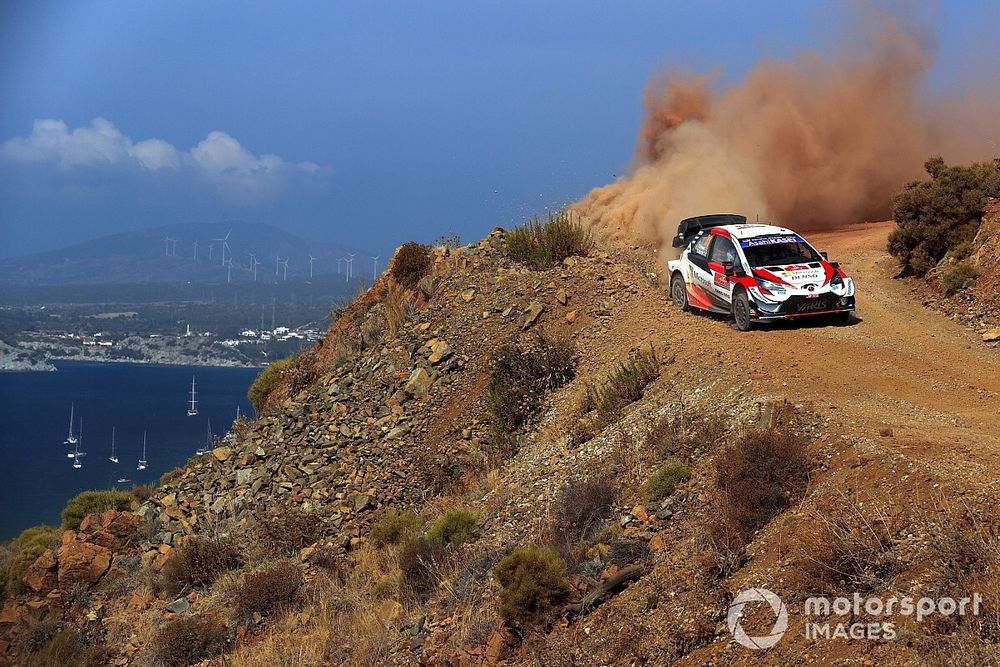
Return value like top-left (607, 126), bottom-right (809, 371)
top-left (3, 1), bottom-right (998, 258)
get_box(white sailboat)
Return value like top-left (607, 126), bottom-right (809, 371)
top-left (65, 402), bottom-right (77, 445)
top-left (137, 431), bottom-right (148, 470)
top-left (187, 376), bottom-right (198, 416)
top-left (196, 418), bottom-right (212, 456)
top-left (109, 426), bottom-right (119, 464)
top-left (72, 419), bottom-right (83, 468)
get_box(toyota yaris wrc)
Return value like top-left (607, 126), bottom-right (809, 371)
top-left (666, 214), bottom-right (855, 331)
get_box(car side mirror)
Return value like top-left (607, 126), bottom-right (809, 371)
top-left (820, 251), bottom-right (829, 260)
top-left (830, 261), bottom-right (840, 269)
top-left (723, 262), bottom-right (744, 278)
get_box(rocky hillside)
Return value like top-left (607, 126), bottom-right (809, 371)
top-left (2, 221), bottom-right (998, 666)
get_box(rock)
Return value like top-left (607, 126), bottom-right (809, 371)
top-left (982, 328), bottom-right (1000, 342)
top-left (404, 368), bottom-right (433, 397)
top-left (522, 301), bottom-right (544, 329)
top-left (165, 597), bottom-right (190, 613)
top-left (23, 549), bottom-right (58, 593)
top-left (556, 289), bottom-right (569, 305)
top-left (566, 310), bottom-right (578, 323)
top-left (236, 469), bottom-right (253, 486)
top-left (352, 494), bottom-right (372, 511)
top-left (655, 508), bottom-right (673, 521)
top-left (428, 340), bottom-right (453, 364)
top-left (212, 446), bottom-right (233, 462)
top-left (461, 288), bottom-right (476, 302)
top-left (484, 629), bottom-right (514, 663)
top-left (57, 540), bottom-right (112, 588)
top-left (376, 599), bottom-right (403, 626)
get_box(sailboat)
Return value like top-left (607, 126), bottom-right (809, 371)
top-left (187, 376), bottom-right (198, 416)
top-left (72, 419), bottom-right (83, 468)
top-left (137, 431), bottom-right (148, 470)
top-left (65, 403), bottom-right (77, 445)
top-left (109, 426), bottom-right (119, 464)
top-left (196, 418), bottom-right (212, 456)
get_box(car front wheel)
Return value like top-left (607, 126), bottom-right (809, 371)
top-left (670, 273), bottom-right (688, 311)
top-left (732, 289), bottom-right (753, 331)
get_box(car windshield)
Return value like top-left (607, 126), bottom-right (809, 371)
top-left (740, 235), bottom-right (820, 267)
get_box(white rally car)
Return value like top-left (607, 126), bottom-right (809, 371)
top-left (666, 214), bottom-right (856, 331)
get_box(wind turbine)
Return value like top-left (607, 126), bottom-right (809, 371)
top-left (275, 255), bottom-right (282, 276)
top-left (280, 258), bottom-right (289, 281)
top-left (212, 229), bottom-right (232, 266)
top-left (308, 255), bottom-right (317, 279)
top-left (170, 238), bottom-right (178, 256)
top-left (192, 240), bottom-right (199, 261)
top-left (336, 258), bottom-right (343, 275)
top-left (371, 255), bottom-right (380, 282)
top-left (224, 258), bottom-right (233, 284)
top-left (346, 252), bottom-right (357, 281)
top-left (249, 253), bottom-right (258, 281)
top-left (163, 234), bottom-right (174, 256)
top-left (208, 243), bottom-right (215, 262)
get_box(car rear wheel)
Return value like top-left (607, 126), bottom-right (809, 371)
top-left (732, 289), bottom-right (753, 331)
top-left (830, 310), bottom-right (852, 325)
top-left (670, 273), bottom-right (688, 311)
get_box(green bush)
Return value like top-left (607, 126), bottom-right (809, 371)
top-left (247, 357), bottom-right (293, 412)
top-left (158, 537), bottom-right (243, 596)
top-left (888, 157), bottom-right (1000, 277)
top-left (494, 547), bottom-right (569, 628)
top-left (642, 460), bottom-right (691, 502)
top-left (487, 333), bottom-right (575, 435)
top-left (390, 242), bottom-right (431, 288)
top-left (370, 510), bottom-right (424, 546)
top-left (152, 614), bottom-right (228, 667)
top-left (1, 525), bottom-right (60, 596)
top-left (940, 262), bottom-right (979, 294)
top-left (61, 491), bottom-right (133, 531)
top-left (584, 347), bottom-right (659, 427)
top-left (427, 510), bottom-right (479, 547)
top-left (159, 467), bottom-right (184, 487)
top-left (506, 211), bottom-right (594, 270)
top-left (233, 561), bottom-right (302, 619)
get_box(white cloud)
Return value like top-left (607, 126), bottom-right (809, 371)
top-left (0, 117), bottom-right (326, 198)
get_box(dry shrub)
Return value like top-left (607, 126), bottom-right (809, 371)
top-left (701, 428), bottom-right (811, 576)
top-left (130, 484), bottom-right (156, 502)
top-left (234, 560), bottom-right (303, 620)
top-left (646, 411), bottom-right (728, 458)
top-left (917, 514), bottom-right (1000, 656)
top-left (417, 273), bottom-right (437, 301)
top-left (495, 547), bottom-right (569, 629)
top-left (25, 627), bottom-right (113, 667)
top-left (159, 537), bottom-right (243, 596)
top-left (253, 509), bottom-right (324, 557)
top-left (486, 332), bottom-right (575, 436)
top-left (391, 242), bottom-right (431, 288)
top-left (382, 280), bottom-right (412, 336)
top-left (549, 477), bottom-right (617, 566)
top-left (152, 614), bottom-right (228, 667)
top-left (506, 210), bottom-right (594, 270)
top-left (583, 347), bottom-right (659, 428)
top-left (399, 538), bottom-right (450, 600)
top-left (794, 493), bottom-right (903, 595)
top-left (359, 309), bottom-right (385, 349)
top-left (940, 262), bottom-right (979, 294)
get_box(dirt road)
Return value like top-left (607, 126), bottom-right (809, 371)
top-left (658, 221), bottom-right (1000, 486)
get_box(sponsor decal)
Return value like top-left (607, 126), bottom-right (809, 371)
top-left (740, 235), bottom-right (803, 247)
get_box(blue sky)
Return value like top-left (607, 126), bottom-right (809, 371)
top-left (1, 1), bottom-right (996, 257)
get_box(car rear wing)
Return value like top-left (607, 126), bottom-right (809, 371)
top-left (670, 214), bottom-right (747, 248)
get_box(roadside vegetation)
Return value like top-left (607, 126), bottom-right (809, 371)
top-left (506, 211), bottom-right (594, 270)
top-left (888, 156), bottom-right (1000, 277)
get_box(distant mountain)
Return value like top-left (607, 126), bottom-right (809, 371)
top-left (0, 222), bottom-right (369, 286)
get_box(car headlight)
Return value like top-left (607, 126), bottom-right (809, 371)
top-left (829, 272), bottom-right (847, 293)
top-left (755, 278), bottom-right (787, 295)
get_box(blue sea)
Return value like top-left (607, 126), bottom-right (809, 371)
top-left (0, 361), bottom-right (259, 540)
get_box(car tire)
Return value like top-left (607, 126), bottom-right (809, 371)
top-left (670, 273), bottom-right (689, 311)
top-left (732, 289), bottom-right (753, 331)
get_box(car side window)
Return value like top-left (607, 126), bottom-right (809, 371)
top-left (691, 234), bottom-right (712, 258)
top-left (709, 236), bottom-right (738, 264)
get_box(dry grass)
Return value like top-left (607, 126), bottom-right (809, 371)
top-left (382, 280), bottom-right (413, 337)
top-left (583, 346), bottom-right (659, 428)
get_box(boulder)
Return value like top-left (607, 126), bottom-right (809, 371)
top-left (212, 446), bottom-right (234, 462)
top-left (428, 340), bottom-right (453, 364)
top-left (522, 301), bottom-right (544, 329)
top-left (23, 549), bottom-right (58, 593)
top-left (404, 368), bottom-right (433, 397)
top-left (56, 540), bottom-right (112, 588)
top-left (982, 328), bottom-right (1000, 342)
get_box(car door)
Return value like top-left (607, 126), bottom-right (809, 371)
top-left (706, 235), bottom-right (739, 308)
top-left (684, 233), bottom-right (718, 310)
